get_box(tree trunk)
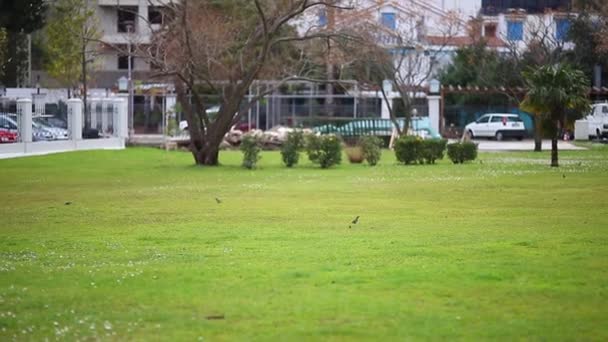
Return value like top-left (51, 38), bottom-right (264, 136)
top-left (82, 35), bottom-right (88, 129)
top-left (551, 119), bottom-right (561, 167)
top-left (551, 137), bottom-right (558, 167)
top-left (534, 115), bottom-right (542, 152)
top-left (192, 142), bottom-right (220, 166)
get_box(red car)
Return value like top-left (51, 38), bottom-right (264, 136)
top-left (0, 130), bottom-right (18, 143)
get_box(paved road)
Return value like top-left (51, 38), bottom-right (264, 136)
top-left (473, 139), bottom-right (586, 151)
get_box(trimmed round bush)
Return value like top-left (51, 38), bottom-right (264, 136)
top-left (447, 141), bottom-right (478, 164)
top-left (419, 139), bottom-right (448, 164)
top-left (395, 136), bottom-right (448, 165)
top-left (281, 130), bottom-right (305, 167)
top-left (394, 136), bottom-right (422, 165)
top-left (306, 134), bottom-right (342, 168)
top-left (358, 135), bottom-right (383, 166)
top-left (240, 134), bottom-right (261, 169)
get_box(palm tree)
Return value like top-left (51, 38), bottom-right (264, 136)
top-left (521, 64), bottom-right (590, 167)
top-left (520, 102), bottom-right (545, 152)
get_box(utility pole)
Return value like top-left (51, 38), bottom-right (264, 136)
top-left (127, 24), bottom-right (134, 137)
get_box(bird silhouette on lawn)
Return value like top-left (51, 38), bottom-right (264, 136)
top-left (349, 216), bottom-right (360, 228)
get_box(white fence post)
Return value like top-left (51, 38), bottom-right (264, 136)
top-left (114, 97), bottom-right (128, 139)
top-left (68, 98), bottom-right (83, 140)
top-left (427, 95), bottom-right (441, 136)
top-left (17, 98), bottom-right (32, 143)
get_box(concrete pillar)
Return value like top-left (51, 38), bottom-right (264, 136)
top-left (115, 96), bottom-right (129, 139)
top-left (68, 98), bottom-right (83, 140)
top-left (427, 95), bottom-right (441, 136)
top-left (165, 94), bottom-right (176, 114)
top-left (17, 98), bottom-right (32, 143)
top-left (138, 0), bottom-right (149, 36)
top-left (594, 65), bottom-right (602, 88)
top-left (381, 94), bottom-right (391, 120)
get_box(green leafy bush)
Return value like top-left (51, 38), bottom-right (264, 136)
top-left (395, 136), bottom-right (448, 165)
top-left (240, 134), bottom-right (261, 169)
top-left (281, 130), bottom-right (305, 167)
top-left (394, 136), bottom-right (422, 164)
top-left (419, 139), bottom-right (448, 164)
top-left (358, 135), bottom-right (383, 166)
top-left (306, 134), bottom-right (342, 168)
top-left (447, 142), bottom-right (478, 164)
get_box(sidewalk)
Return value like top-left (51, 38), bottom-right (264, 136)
top-left (474, 139), bottom-right (586, 151)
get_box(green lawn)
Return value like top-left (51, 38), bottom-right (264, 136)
top-left (1, 146), bottom-right (607, 340)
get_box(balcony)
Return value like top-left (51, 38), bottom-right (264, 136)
top-left (481, 0), bottom-right (571, 15)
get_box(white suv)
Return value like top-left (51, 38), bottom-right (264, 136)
top-left (465, 113), bottom-right (526, 141)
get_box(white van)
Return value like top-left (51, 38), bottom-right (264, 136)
top-left (465, 113), bottom-right (526, 141)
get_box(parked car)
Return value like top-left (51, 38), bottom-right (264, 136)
top-left (0, 130), bottom-right (18, 143)
top-left (2, 115), bottom-right (56, 142)
top-left (32, 121), bottom-right (55, 141)
top-left (34, 117), bottom-right (69, 140)
top-left (465, 113), bottom-right (526, 141)
top-left (179, 106), bottom-right (256, 132)
top-left (0, 114), bottom-right (19, 138)
top-left (586, 103), bottom-right (608, 139)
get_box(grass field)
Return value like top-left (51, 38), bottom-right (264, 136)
top-left (1, 146), bottom-right (607, 340)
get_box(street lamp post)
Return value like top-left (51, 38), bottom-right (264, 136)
top-left (126, 24), bottom-right (134, 137)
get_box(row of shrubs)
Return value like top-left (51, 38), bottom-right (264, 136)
top-left (240, 132), bottom-right (477, 169)
top-left (393, 137), bottom-right (477, 165)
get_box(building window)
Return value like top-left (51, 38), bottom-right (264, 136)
top-left (556, 19), bottom-right (571, 41)
top-left (484, 23), bottom-right (497, 38)
top-left (318, 9), bottom-right (327, 26)
top-left (117, 7), bottom-right (137, 33)
top-left (381, 12), bottom-right (396, 30)
top-left (507, 20), bottom-right (523, 41)
top-left (117, 46), bottom-right (134, 70)
top-left (148, 7), bottom-right (163, 25)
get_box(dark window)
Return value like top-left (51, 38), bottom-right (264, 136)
top-left (477, 116), bottom-right (490, 123)
top-left (484, 24), bottom-right (497, 38)
top-left (117, 46), bottom-right (134, 70)
top-left (491, 116), bottom-right (504, 122)
top-left (507, 116), bottom-right (523, 122)
top-left (117, 7), bottom-right (137, 33)
top-left (148, 6), bottom-right (163, 25)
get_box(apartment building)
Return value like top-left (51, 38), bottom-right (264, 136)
top-left (478, 0), bottom-right (574, 52)
top-left (93, 0), bottom-right (169, 89)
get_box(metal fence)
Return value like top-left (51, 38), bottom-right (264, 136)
top-left (85, 99), bottom-right (122, 139)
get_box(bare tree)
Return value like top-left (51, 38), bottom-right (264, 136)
top-left (129, 0), bottom-right (352, 166)
top-left (339, 6), bottom-right (463, 136)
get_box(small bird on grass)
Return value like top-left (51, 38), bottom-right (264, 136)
top-left (64, 201), bottom-right (72, 206)
top-left (215, 197), bottom-right (222, 204)
top-left (562, 174), bottom-right (566, 179)
top-left (349, 216), bottom-right (360, 228)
